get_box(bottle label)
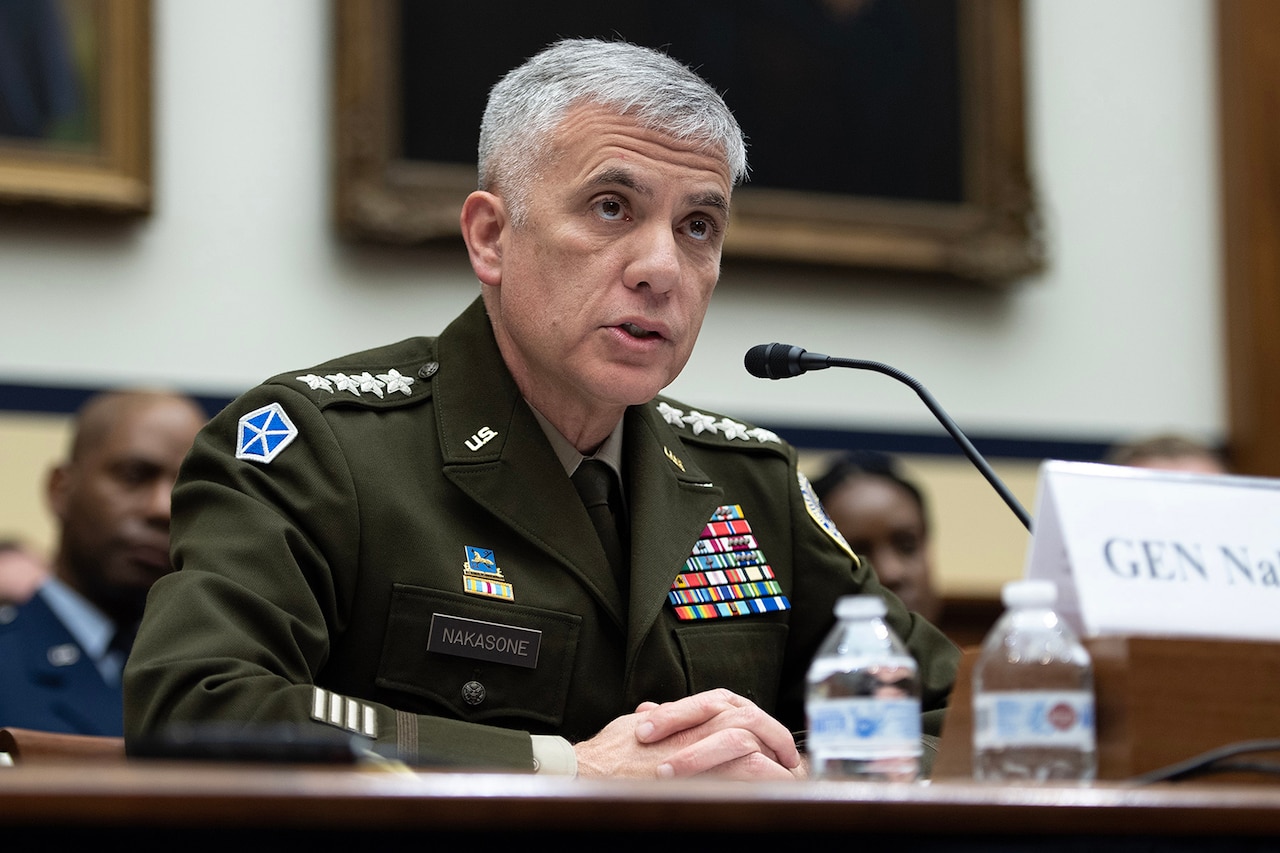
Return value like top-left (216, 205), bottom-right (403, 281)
top-left (973, 690), bottom-right (1096, 750)
top-left (807, 697), bottom-right (922, 757)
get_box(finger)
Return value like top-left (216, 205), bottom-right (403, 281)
top-left (657, 731), bottom-right (799, 781)
top-left (666, 698), bottom-right (802, 769)
top-left (635, 688), bottom-right (743, 742)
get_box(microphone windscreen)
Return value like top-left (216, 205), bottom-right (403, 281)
top-left (743, 344), bottom-right (774, 378)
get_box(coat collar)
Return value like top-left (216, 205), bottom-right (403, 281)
top-left (433, 298), bottom-right (725, 650)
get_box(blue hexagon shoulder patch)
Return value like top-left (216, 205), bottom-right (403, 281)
top-left (236, 402), bottom-right (298, 464)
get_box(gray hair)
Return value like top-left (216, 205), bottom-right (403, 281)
top-left (477, 38), bottom-right (748, 224)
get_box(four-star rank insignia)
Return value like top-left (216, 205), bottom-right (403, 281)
top-left (235, 402), bottom-right (298, 464)
top-left (462, 545), bottom-right (514, 601)
top-left (667, 505), bottom-right (791, 620)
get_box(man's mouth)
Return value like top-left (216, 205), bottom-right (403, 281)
top-left (620, 322), bottom-right (660, 339)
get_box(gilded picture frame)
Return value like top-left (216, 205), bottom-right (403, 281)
top-left (333, 0), bottom-right (1041, 284)
top-left (0, 0), bottom-right (151, 214)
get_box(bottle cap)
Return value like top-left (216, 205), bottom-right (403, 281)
top-left (1001, 578), bottom-right (1057, 609)
top-left (834, 595), bottom-right (888, 620)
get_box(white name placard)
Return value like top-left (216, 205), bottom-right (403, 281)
top-left (1024, 460), bottom-right (1280, 641)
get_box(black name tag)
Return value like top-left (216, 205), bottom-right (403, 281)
top-left (426, 613), bottom-right (542, 669)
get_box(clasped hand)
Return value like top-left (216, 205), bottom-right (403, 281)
top-left (573, 687), bottom-right (806, 780)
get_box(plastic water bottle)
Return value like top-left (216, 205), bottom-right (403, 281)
top-left (806, 595), bottom-right (922, 781)
top-left (972, 579), bottom-right (1097, 782)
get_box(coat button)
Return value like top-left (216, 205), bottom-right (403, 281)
top-left (462, 680), bottom-right (486, 705)
top-left (418, 362), bottom-right (439, 379)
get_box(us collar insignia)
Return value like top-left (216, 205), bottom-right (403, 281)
top-left (667, 504), bottom-right (791, 620)
top-left (235, 402), bottom-right (298, 464)
top-left (798, 471), bottom-right (857, 563)
top-left (655, 402), bottom-right (781, 444)
top-left (462, 545), bottom-right (514, 601)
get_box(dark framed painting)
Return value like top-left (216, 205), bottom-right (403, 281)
top-left (333, 0), bottom-right (1041, 284)
top-left (0, 0), bottom-right (151, 213)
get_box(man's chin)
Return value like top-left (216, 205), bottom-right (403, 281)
top-left (596, 366), bottom-right (675, 408)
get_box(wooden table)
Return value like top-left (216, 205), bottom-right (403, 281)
top-left (2, 761), bottom-right (1279, 848)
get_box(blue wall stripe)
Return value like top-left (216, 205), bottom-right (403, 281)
top-left (760, 422), bottom-right (1112, 463)
top-left (0, 381), bottom-right (233, 421)
top-left (0, 379), bottom-right (1110, 462)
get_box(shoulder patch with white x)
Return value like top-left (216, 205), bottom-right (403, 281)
top-left (235, 402), bottom-right (298, 464)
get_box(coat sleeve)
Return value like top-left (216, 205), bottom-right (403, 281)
top-left (122, 382), bottom-right (535, 769)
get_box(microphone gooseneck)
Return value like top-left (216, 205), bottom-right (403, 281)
top-left (744, 342), bottom-right (1033, 532)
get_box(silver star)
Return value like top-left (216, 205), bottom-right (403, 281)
top-left (377, 368), bottom-right (414, 396)
top-left (747, 427), bottom-right (781, 443)
top-left (657, 401), bottom-right (685, 426)
top-left (717, 418), bottom-right (750, 440)
top-left (296, 374), bottom-right (334, 392)
top-left (682, 410), bottom-right (719, 435)
top-left (326, 373), bottom-right (360, 395)
top-left (355, 371), bottom-right (385, 398)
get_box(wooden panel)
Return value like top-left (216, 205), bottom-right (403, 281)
top-left (1219, 0), bottom-right (1280, 476)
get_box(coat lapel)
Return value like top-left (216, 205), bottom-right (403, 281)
top-left (622, 403), bottom-right (725, 665)
top-left (434, 300), bottom-right (627, 624)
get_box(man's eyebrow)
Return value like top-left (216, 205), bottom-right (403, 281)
top-left (588, 167), bottom-right (650, 197)
top-left (587, 168), bottom-right (730, 216)
top-left (688, 191), bottom-right (730, 217)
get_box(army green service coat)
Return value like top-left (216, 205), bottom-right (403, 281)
top-left (124, 298), bottom-right (959, 770)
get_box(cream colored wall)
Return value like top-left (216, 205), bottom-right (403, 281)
top-left (0, 412), bottom-right (72, 561)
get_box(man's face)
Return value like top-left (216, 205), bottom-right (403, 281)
top-left (49, 398), bottom-right (204, 622)
top-left (483, 103), bottom-right (733, 425)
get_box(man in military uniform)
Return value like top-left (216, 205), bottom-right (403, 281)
top-left (124, 38), bottom-right (958, 778)
top-left (1, 390), bottom-right (205, 736)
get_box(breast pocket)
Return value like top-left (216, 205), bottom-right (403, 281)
top-left (673, 620), bottom-right (790, 712)
top-left (376, 585), bottom-right (581, 727)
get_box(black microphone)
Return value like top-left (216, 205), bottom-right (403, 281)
top-left (744, 342), bottom-right (1032, 532)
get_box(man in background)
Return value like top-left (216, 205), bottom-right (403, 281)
top-left (1105, 433), bottom-right (1228, 475)
top-left (0, 390), bottom-right (205, 735)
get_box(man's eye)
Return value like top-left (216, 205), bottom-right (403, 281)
top-left (686, 218), bottom-right (716, 242)
top-left (113, 462), bottom-right (157, 488)
top-left (595, 199), bottom-right (626, 220)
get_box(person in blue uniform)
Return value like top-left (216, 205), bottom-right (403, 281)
top-left (0, 390), bottom-right (205, 735)
top-left (123, 38), bottom-right (960, 777)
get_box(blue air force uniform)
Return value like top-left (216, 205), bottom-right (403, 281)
top-left (0, 583), bottom-right (127, 736)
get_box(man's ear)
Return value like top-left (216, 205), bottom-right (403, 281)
top-left (460, 191), bottom-right (506, 287)
top-left (46, 463), bottom-right (71, 522)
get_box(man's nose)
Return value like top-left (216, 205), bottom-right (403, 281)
top-left (143, 478), bottom-right (176, 525)
top-left (625, 223), bottom-right (681, 293)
